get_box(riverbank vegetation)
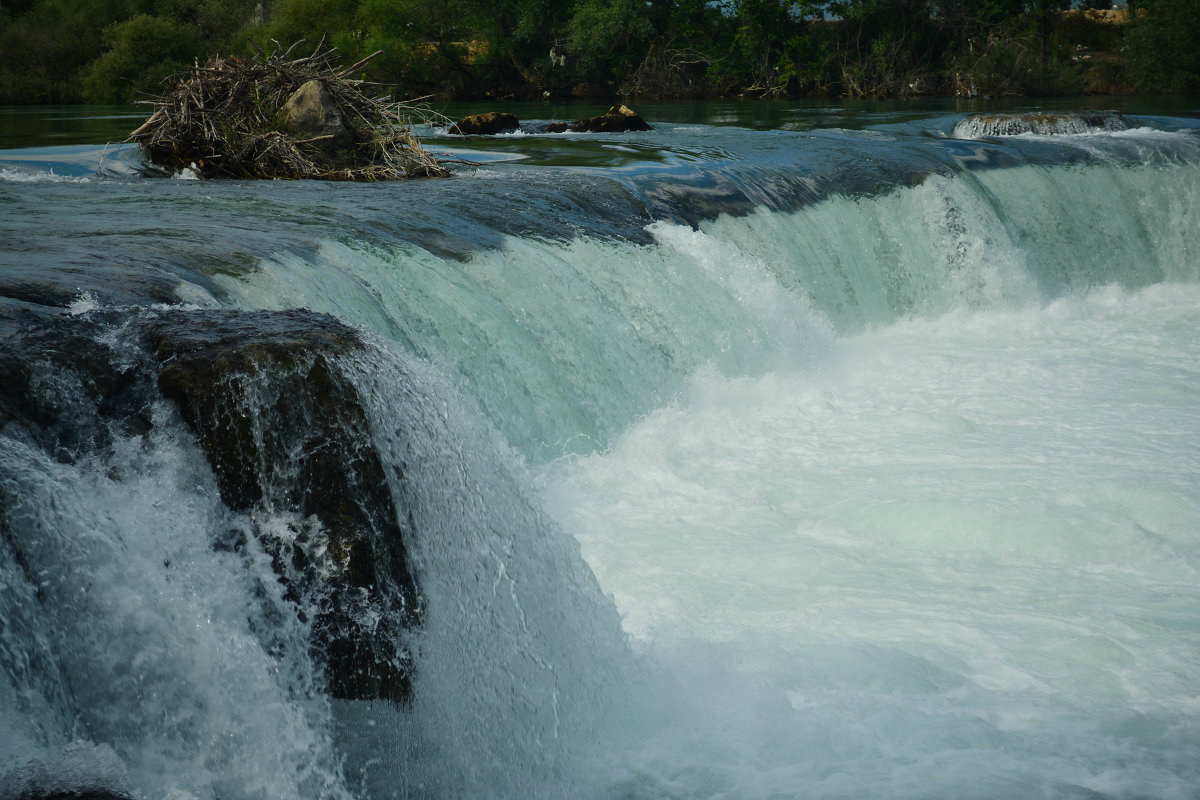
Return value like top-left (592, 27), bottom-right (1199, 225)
top-left (0, 0), bottom-right (1196, 104)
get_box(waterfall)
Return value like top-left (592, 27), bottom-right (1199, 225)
top-left (3, 105), bottom-right (1200, 800)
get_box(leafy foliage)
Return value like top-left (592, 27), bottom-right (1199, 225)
top-left (1126, 0), bottom-right (1200, 93)
top-left (82, 14), bottom-right (201, 103)
top-left (566, 0), bottom-right (655, 85)
top-left (0, 0), bottom-right (1191, 103)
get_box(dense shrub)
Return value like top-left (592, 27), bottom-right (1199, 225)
top-left (81, 14), bottom-right (201, 103)
top-left (1126, 0), bottom-right (1200, 93)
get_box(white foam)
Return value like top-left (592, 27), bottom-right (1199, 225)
top-left (0, 165), bottom-right (90, 184)
top-left (544, 281), bottom-right (1200, 798)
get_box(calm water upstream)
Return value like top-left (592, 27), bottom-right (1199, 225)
top-left (2, 99), bottom-right (1199, 800)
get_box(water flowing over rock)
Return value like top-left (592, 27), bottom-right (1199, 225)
top-left (0, 308), bottom-right (421, 704)
top-left (0, 313), bottom-right (151, 459)
top-left (6, 101), bottom-right (1200, 800)
top-left (145, 309), bottom-right (421, 703)
top-left (0, 741), bottom-right (132, 800)
top-left (445, 106), bottom-right (653, 136)
top-left (953, 111), bottom-right (1128, 139)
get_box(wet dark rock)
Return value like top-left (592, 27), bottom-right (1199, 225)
top-left (0, 314), bottom-right (150, 458)
top-left (0, 283), bottom-right (84, 346)
top-left (953, 110), bottom-right (1128, 139)
top-left (144, 309), bottom-right (420, 703)
top-left (0, 281), bottom-right (79, 310)
top-left (0, 308), bottom-right (421, 704)
top-left (541, 121), bottom-right (569, 133)
top-left (569, 104), bottom-right (653, 133)
top-left (0, 741), bottom-right (134, 800)
top-left (448, 111), bottom-right (521, 135)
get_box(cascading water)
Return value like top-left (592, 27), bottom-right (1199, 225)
top-left (2, 102), bottom-right (1199, 800)
top-left (0, 308), bottom-right (631, 800)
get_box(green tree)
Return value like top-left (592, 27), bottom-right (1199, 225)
top-left (0, 0), bottom-right (150, 102)
top-left (260, 0), bottom-right (362, 55)
top-left (826, 0), bottom-right (947, 96)
top-left (466, 0), bottom-right (576, 89)
top-left (81, 13), bottom-right (201, 102)
top-left (725, 0), bottom-right (803, 92)
top-left (151, 0), bottom-right (266, 47)
top-left (355, 0), bottom-right (485, 95)
top-left (566, 0), bottom-right (656, 86)
top-left (1126, 0), bottom-right (1200, 92)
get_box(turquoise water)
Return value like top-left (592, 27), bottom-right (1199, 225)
top-left (1, 103), bottom-right (1199, 799)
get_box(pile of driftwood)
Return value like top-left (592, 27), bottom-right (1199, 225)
top-left (129, 41), bottom-right (450, 180)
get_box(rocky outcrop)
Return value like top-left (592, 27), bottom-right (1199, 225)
top-left (953, 111), bottom-right (1128, 139)
top-left (448, 111), bottom-right (520, 135)
top-left (568, 104), bottom-right (653, 133)
top-left (145, 309), bottom-right (420, 703)
top-left (0, 308), bottom-right (421, 704)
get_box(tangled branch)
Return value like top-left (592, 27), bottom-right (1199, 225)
top-left (129, 40), bottom-right (452, 181)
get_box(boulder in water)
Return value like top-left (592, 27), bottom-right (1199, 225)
top-left (145, 309), bottom-right (421, 703)
top-left (953, 111), bottom-right (1128, 139)
top-left (569, 104), bottom-right (653, 133)
top-left (448, 111), bottom-right (521, 135)
top-left (0, 308), bottom-right (421, 704)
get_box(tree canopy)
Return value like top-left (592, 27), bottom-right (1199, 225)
top-left (0, 0), bottom-right (1191, 103)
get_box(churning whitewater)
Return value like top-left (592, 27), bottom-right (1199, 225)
top-left (1, 104), bottom-right (1199, 800)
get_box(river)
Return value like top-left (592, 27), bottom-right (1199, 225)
top-left (1, 99), bottom-right (1199, 800)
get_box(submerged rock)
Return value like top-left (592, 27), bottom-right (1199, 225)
top-left (0, 308), bottom-right (421, 704)
top-left (954, 111), bottom-right (1128, 139)
top-left (0, 741), bottom-right (133, 800)
top-left (448, 111), bottom-right (520, 135)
